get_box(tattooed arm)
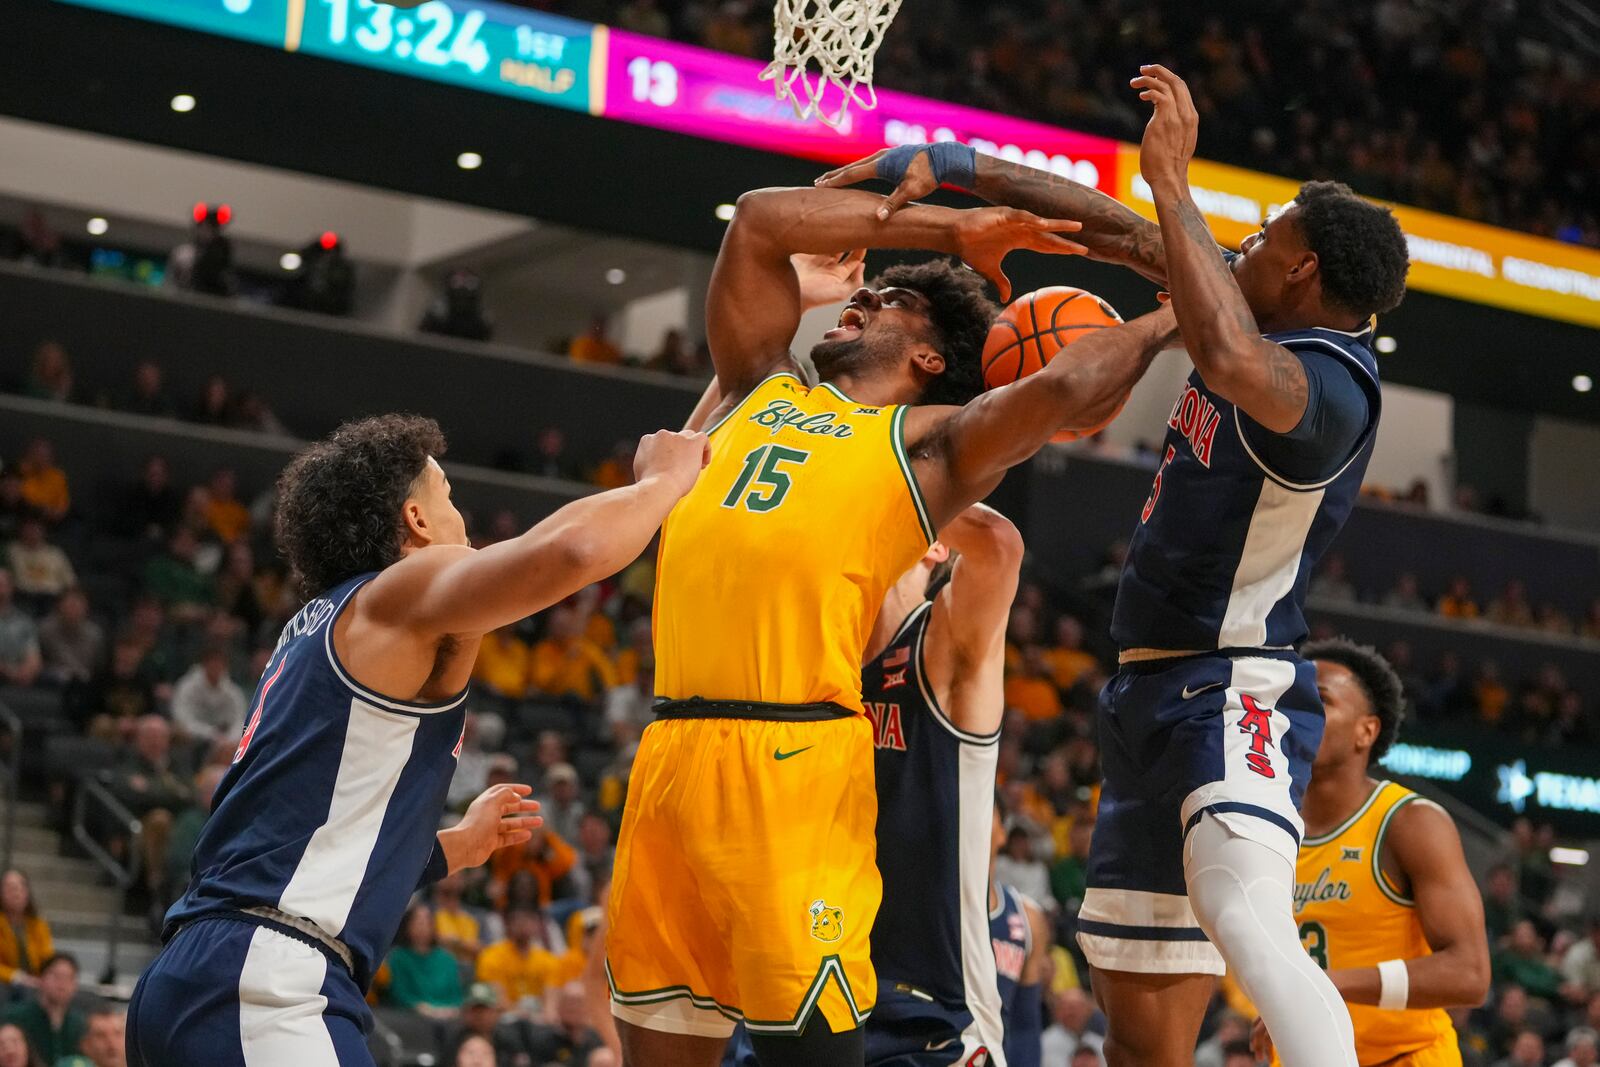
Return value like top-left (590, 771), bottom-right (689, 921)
top-left (1133, 64), bottom-right (1310, 433)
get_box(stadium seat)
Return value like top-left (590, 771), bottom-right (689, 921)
top-left (46, 735), bottom-right (119, 779)
top-left (371, 1006), bottom-right (445, 1067)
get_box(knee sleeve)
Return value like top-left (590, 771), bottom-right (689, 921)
top-left (747, 1013), bottom-right (864, 1067)
top-left (1184, 814), bottom-right (1356, 1067)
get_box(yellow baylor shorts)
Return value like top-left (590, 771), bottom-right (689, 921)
top-left (606, 708), bottom-right (880, 1038)
top-left (1376, 1035), bottom-right (1463, 1067)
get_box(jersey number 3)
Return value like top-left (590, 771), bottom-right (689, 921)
top-left (722, 444), bottom-right (809, 513)
top-left (1298, 920), bottom-right (1329, 969)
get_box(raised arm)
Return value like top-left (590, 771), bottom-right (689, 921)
top-left (1330, 800), bottom-right (1490, 1010)
top-left (818, 145), bottom-right (1169, 286)
top-left (924, 504), bottom-right (1023, 736)
top-left (361, 429), bottom-right (706, 639)
top-left (1132, 65), bottom-right (1309, 433)
top-left (909, 304), bottom-right (1180, 527)
top-left (707, 187), bottom-right (1084, 403)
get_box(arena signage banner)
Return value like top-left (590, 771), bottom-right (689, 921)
top-left (1386, 727), bottom-right (1600, 834)
top-left (56, 0), bottom-right (1600, 328)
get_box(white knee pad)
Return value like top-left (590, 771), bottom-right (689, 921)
top-left (1184, 814), bottom-right (1357, 1067)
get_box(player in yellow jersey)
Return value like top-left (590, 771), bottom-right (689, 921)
top-left (605, 184), bottom-right (1184, 1067)
top-left (1251, 639), bottom-right (1490, 1067)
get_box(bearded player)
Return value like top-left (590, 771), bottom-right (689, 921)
top-left (606, 183), bottom-right (1184, 1064)
top-left (1251, 640), bottom-right (1488, 1067)
top-left (821, 66), bottom-right (1410, 1067)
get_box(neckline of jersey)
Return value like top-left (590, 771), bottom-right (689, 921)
top-left (1301, 779), bottom-right (1392, 846)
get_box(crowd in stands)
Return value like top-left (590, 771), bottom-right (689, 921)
top-left (555, 0), bottom-right (1600, 249)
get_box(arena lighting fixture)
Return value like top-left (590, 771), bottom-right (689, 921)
top-left (1574, 374), bottom-right (1594, 394)
top-left (456, 151), bottom-right (483, 170)
top-left (1375, 335), bottom-right (1398, 354)
top-left (85, 217), bottom-right (108, 236)
top-left (715, 203), bottom-right (737, 221)
top-left (170, 93), bottom-right (197, 113)
top-left (606, 268), bottom-right (627, 285)
top-left (319, 231), bottom-right (339, 250)
top-left (279, 252), bottom-right (302, 271)
top-left (1551, 847), bottom-right (1590, 866)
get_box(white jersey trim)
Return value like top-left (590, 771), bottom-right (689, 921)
top-left (957, 737), bottom-right (1007, 1065)
top-left (321, 578), bottom-right (468, 716)
top-left (1233, 336), bottom-right (1381, 493)
top-left (910, 599), bottom-right (1001, 747)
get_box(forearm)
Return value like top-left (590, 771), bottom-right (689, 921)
top-left (738, 187), bottom-right (962, 258)
top-left (1331, 950), bottom-right (1488, 1010)
top-left (1150, 185), bottom-right (1261, 373)
top-left (1046, 303), bottom-right (1180, 429)
top-left (973, 156), bottom-right (1166, 283)
top-left (519, 475), bottom-right (683, 592)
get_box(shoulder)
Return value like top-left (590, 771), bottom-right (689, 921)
top-left (1383, 795), bottom-right (1463, 866)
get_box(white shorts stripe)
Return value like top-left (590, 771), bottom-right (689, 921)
top-left (238, 925), bottom-right (339, 1066)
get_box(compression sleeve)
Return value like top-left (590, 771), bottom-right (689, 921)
top-left (1004, 982), bottom-right (1045, 1067)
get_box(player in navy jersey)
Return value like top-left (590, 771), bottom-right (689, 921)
top-left (821, 64), bottom-right (1410, 1067)
top-left (859, 503), bottom-right (1022, 1067)
top-left (127, 415), bottom-right (707, 1067)
top-left (987, 802), bottom-right (1049, 1067)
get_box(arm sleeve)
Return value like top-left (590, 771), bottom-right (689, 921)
top-left (1242, 347), bottom-right (1372, 484)
top-left (1003, 982), bottom-right (1045, 1067)
top-left (415, 836), bottom-right (449, 890)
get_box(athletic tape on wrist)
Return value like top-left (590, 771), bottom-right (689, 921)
top-left (1377, 958), bottom-right (1409, 1011)
top-left (875, 143), bottom-right (978, 191)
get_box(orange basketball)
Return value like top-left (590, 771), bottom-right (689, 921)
top-left (982, 286), bottom-right (1126, 441)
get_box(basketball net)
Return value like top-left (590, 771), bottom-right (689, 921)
top-left (760, 0), bottom-right (903, 128)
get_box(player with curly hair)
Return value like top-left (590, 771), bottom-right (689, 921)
top-left (129, 414), bottom-right (708, 1066)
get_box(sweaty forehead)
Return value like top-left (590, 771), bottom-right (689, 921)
top-left (1314, 659), bottom-right (1365, 706)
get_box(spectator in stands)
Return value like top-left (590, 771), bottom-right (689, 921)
top-left (1490, 580), bottom-right (1538, 629)
top-left (1557, 1029), bottom-right (1599, 1067)
top-left (190, 376), bottom-right (231, 427)
top-left (472, 625), bottom-right (529, 709)
top-left (1485, 863), bottom-right (1528, 947)
top-left (617, 0), bottom-right (669, 36)
top-left (1309, 552), bottom-right (1358, 603)
top-left (528, 609), bottom-right (614, 702)
top-left (0, 571), bottom-right (42, 689)
top-left (992, 825), bottom-right (1055, 913)
top-left (567, 316), bottom-right (621, 365)
top-left (419, 269), bottom-right (494, 342)
top-left (15, 440), bottom-right (68, 525)
top-left (80, 638), bottom-right (155, 740)
top-left (165, 764), bottom-right (225, 903)
top-left (170, 644), bottom-right (246, 745)
top-left (450, 1033), bottom-right (497, 1067)
top-left (1383, 571), bottom-right (1429, 612)
top-left (1565, 918), bottom-right (1600, 1007)
top-left (280, 234), bottom-right (355, 317)
top-left (16, 208), bottom-right (63, 270)
top-left (450, 982), bottom-right (530, 1066)
top-left (1194, 1013), bottom-right (1251, 1067)
top-left (109, 715), bottom-right (194, 907)
top-left (212, 542), bottom-right (262, 634)
top-left (23, 342), bottom-right (73, 405)
top-left (587, 441), bottom-right (635, 491)
top-left (123, 362), bottom-right (174, 420)
top-left (645, 328), bottom-right (689, 374)
top-left (1044, 615), bottom-right (1096, 691)
top-left (528, 981), bottom-right (602, 1064)
top-left (0, 871), bottom-right (52, 990)
top-left (121, 456), bottom-right (180, 543)
top-left (54, 1006), bottom-right (124, 1067)
top-left (230, 390), bottom-right (289, 436)
top-left (1050, 815), bottom-right (1093, 917)
top-left (0, 1023), bottom-right (40, 1067)
top-left (38, 587), bottom-right (103, 690)
top-left (381, 903), bottom-right (464, 1020)
top-left (1004, 646), bottom-right (1063, 724)
top-left (1040, 987), bottom-right (1104, 1064)
top-left (572, 813), bottom-right (614, 905)
top-left (2, 954), bottom-right (84, 1064)
top-left (166, 210), bottom-right (235, 297)
top-left (1549, 691), bottom-right (1593, 747)
top-left (532, 427), bottom-right (578, 482)
top-left (7, 519), bottom-right (75, 607)
top-left (539, 763), bottom-right (586, 844)
top-left (203, 469), bottom-right (250, 545)
top-left (1537, 603), bottom-right (1574, 637)
top-left (447, 714), bottom-right (503, 812)
top-left (1477, 660), bottom-right (1511, 725)
top-left (490, 827), bottom-right (577, 909)
top-left (476, 907), bottom-right (559, 1008)
top-left (432, 872), bottom-right (483, 967)
top-left (142, 527), bottom-right (213, 622)
top-left (1495, 1029), bottom-right (1548, 1067)
top-left (1440, 576), bottom-right (1482, 619)
top-left (1497, 920), bottom-right (1565, 1004)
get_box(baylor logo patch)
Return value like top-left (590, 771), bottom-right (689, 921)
top-left (808, 899), bottom-right (844, 943)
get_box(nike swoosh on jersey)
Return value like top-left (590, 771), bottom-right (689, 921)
top-left (924, 1038), bottom-right (959, 1052)
top-left (1181, 682), bottom-right (1226, 699)
top-left (773, 746), bottom-right (814, 761)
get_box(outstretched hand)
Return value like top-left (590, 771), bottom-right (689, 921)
top-left (1131, 64), bottom-right (1199, 194)
top-left (439, 783), bottom-right (542, 874)
top-left (791, 248), bottom-right (868, 310)
top-left (815, 149), bottom-right (938, 220)
top-left (952, 207), bottom-right (1087, 302)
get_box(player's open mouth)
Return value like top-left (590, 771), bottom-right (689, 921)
top-left (824, 305), bottom-right (867, 340)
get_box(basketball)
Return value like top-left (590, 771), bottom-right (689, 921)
top-left (982, 286), bottom-right (1126, 441)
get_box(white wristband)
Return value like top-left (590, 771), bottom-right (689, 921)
top-left (1377, 958), bottom-right (1410, 1011)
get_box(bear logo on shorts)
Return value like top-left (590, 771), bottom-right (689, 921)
top-left (808, 899), bottom-right (844, 943)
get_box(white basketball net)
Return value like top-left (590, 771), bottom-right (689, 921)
top-left (760, 0), bottom-right (904, 128)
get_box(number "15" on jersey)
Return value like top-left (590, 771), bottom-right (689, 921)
top-left (722, 444), bottom-right (809, 513)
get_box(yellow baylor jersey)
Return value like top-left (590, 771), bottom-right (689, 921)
top-left (653, 372), bottom-right (935, 714)
top-left (1294, 781), bottom-right (1455, 1065)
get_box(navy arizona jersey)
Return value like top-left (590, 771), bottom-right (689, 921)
top-left (164, 572), bottom-right (467, 989)
top-left (1112, 324), bottom-right (1381, 652)
top-left (989, 884), bottom-right (1032, 1027)
top-left (865, 600), bottom-right (1006, 1062)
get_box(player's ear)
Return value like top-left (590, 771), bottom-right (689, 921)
top-left (910, 346), bottom-right (946, 379)
top-left (925, 541), bottom-right (951, 565)
top-left (1357, 711), bottom-right (1381, 752)
top-left (400, 498), bottom-right (433, 548)
top-left (1286, 249), bottom-right (1319, 285)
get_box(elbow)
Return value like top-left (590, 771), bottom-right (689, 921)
top-left (1460, 951), bottom-right (1492, 1006)
top-left (731, 188), bottom-right (790, 231)
top-left (964, 507), bottom-right (1025, 568)
top-left (1051, 364), bottom-right (1124, 433)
